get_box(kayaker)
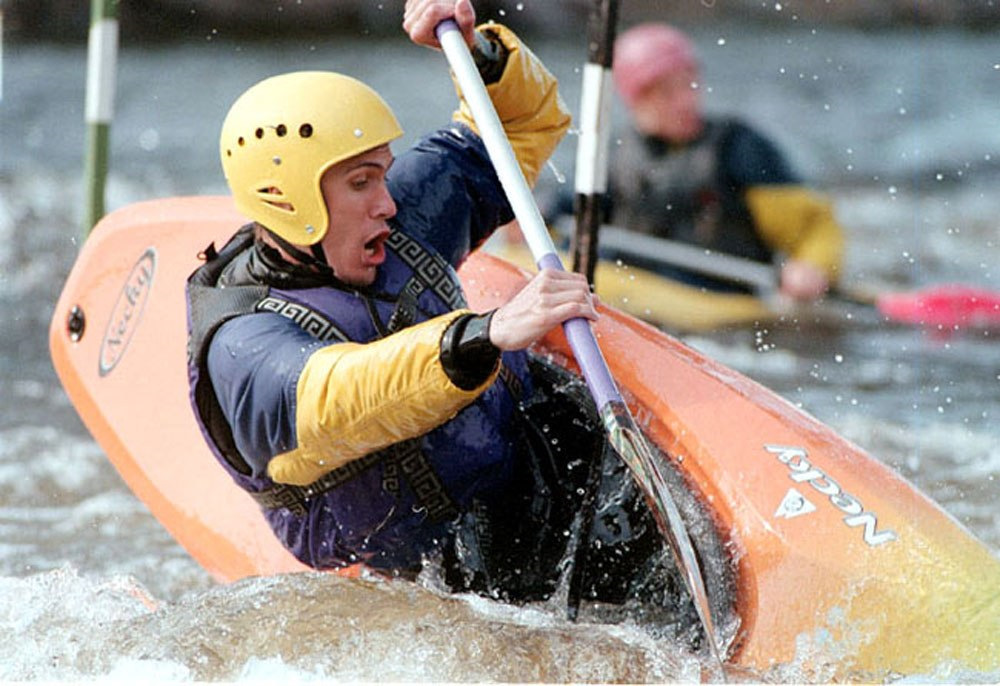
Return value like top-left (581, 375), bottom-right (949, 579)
top-left (185, 0), bottom-right (678, 616)
top-left (610, 22), bottom-right (844, 300)
top-left (542, 22), bottom-right (844, 301)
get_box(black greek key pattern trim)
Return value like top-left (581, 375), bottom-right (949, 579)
top-left (249, 450), bottom-right (384, 517)
top-left (498, 363), bottom-right (524, 400)
top-left (396, 441), bottom-right (460, 523)
top-left (386, 231), bottom-right (466, 309)
top-left (250, 438), bottom-right (458, 522)
top-left (257, 295), bottom-right (349, 343)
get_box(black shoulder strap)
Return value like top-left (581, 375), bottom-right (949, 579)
top-left (187, 225), bottom-right (267, 476)
top-left (187, 224), bottom-right (263, 366)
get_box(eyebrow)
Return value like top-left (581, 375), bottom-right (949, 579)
top-left (343, 156), bottom-right (394, 174)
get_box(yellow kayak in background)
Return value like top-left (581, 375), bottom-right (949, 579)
top-left (491, 241), bottom-right (843, 332)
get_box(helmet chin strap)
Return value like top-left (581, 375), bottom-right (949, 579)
top-left (310, 241), bottom-right (329, 265)
top-left (262, 226), bottom-right (336, 280)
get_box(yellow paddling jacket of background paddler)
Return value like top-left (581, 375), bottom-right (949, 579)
top-left (186, 23), bottom-right (571, 572)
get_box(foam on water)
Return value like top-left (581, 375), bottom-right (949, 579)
top-left (0, 569), bottom-right (701, 682)
top-left (0, 567), bottom-right (158, 680)
top-left (4, 566), bottom-right (995, 683)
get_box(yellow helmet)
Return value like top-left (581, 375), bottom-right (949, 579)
top-left (220, 71), bottom-right (403, 245)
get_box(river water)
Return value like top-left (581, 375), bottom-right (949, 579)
top-left (1, 17), bottom-right (998, 682)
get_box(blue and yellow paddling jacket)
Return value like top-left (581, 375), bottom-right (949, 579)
top-left (185, 24), bottom-right (571, 573)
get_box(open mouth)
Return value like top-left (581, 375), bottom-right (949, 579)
top-left (363, 230), bottom-right (390, 263)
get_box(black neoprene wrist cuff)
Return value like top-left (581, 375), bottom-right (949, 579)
top-left (472, 29), bottom-right (508, 85)
top-left (440, 311), bottom-right (501, 391)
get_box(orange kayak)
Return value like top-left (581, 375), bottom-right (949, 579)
top-left (50, 196), bottom-right (999, 678)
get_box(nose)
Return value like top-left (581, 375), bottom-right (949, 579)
top-left (374, 183), bottom-right (397, 220)
top-left (674, 82), bottom-right (700, 112)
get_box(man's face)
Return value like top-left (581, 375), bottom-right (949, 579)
top-left (631, 67), bottom-right (703, 144)
top-left (318, 144), bottom-right (397, 286)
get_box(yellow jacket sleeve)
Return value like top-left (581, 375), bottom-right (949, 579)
top-left (744, 185), bottom-right (845, 280)
top-left (452, 23), bottom-right (571, 188)
top-left (267, 310), bottom-right (500, 486)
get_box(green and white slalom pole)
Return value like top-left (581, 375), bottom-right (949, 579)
top-left (83, 0), bottom-right (119, 235)
top-left (568, 0), bottom-right (618, 284)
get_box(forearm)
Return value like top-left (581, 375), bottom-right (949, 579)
top-left (745, 184), bottom-right (845, 280)
top-left (268, 311), bottom-right (500, 485)
top-left (452, 24), bottom-right (571, 188)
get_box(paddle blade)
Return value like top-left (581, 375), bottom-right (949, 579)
top-left (877, 284), bottom-right (1000, 329)
top-left (600, 400), bottom-right (725, 667)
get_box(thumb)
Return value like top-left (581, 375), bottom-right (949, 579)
top-left (454, 0), bottom-right (477, 45)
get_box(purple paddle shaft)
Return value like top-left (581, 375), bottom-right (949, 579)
top-left (435, 18), bottom-right (460, 39)
top-left (536, 253), bottom-right (620, 409)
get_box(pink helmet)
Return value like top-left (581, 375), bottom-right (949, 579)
top-left (612, 23), bottom-right (698, 106)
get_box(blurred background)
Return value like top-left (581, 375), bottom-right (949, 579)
top-left (6, 0), bottom-right (1000, 41)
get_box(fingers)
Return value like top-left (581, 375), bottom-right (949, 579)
top-left (453, 0), bottom-right (477, 45)
top-left (403, 0), bottom-right (477, 49)
top-left (488, 269), bottom-right (599, 351)
top-left (780, 259), bottom-right (829, 301)
top-left (530, 269), bottom-right (599, 320)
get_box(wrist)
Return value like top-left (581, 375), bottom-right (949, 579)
top-left (472, 28), bottom-right (508, 85)
top-left (440, 311), bottom-right (501, 390)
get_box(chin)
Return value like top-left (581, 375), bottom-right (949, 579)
top-left (685, 118), bottom-right (705, 138)
top-left (343, 269), bottom-right (378, 287)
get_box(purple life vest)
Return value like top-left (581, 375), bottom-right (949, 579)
top-left (186, 224), bottom-right (532, 572)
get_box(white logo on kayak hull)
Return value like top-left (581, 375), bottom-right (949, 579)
top-left (775, 488), bottom-right (816, 519)
top-left (765, 445), bottom-right (897, 547)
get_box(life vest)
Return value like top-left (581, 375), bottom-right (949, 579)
top-left (609, 118), bottom-right (773, 291)
top-left (186, 223), bottom-right (533, 572)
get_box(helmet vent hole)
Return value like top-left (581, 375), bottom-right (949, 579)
top-left (258, 186), bottom-right (294, 213)
top-left (255, 128), bottom-right (264, 139)
top-left (299, 123), bottom-right (313, 138)
top-left (276, 124), bottom-right (287, 137)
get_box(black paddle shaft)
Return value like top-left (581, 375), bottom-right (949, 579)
top-left (570, 0), bottom-right (619, 283)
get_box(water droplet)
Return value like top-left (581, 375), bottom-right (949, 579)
top-left (139, 128), bottom-right (160, 151)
